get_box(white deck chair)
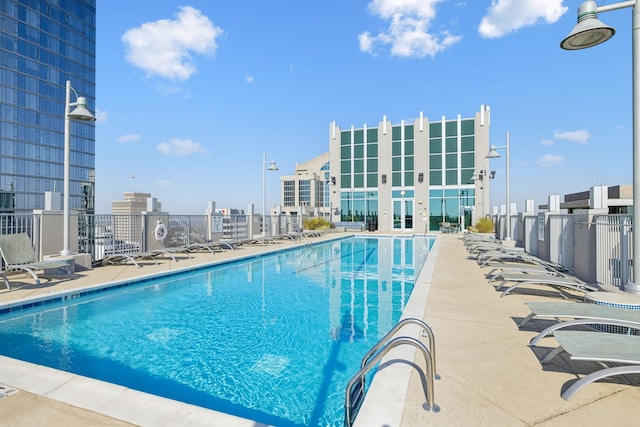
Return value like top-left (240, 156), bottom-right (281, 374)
top-left (495, 271), bottom-right (600, 298)
top-left (0, 233), bottom-right (73, 289)
top-left (520, 301), bottom-right (640, 346)
top-left (541, 330), bottom-right (640, 400)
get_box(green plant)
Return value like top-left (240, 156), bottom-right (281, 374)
top-left (474, 217), bottom-right (494, 233)
top-left (303, 217), bottom-right (331, 230)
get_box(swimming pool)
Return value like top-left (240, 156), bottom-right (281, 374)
top-left (0, 235), bottom-right (434, 427)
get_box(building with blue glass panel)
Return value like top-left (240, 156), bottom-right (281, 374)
top-left (0, 0), bottom-right (96, 212)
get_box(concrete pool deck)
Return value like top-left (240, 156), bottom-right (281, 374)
top-left (1, 233), bottom-right (639, 426)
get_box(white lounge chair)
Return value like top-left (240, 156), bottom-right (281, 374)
top-left (95, 249), bottom-right (179, 269)
top-left (484, 261), bottom-right (559, 280)
top-left (494, 271), bottom-right (600, 298)
top-left (292, 223), bottom-right (323, 238)
top-left (477, 251), bottom-right (569, 272)
top-left (541, 330), bottom-right (640, 400)
top-left (521, 301), bottom-right (640, 346)
top-left (0, 233), bottom-right (73, 289)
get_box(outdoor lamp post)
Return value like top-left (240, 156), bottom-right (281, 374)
top-left (62, 80), bottom-right (96, 256)
top-left (262, 152), bottom-right (279, 238)
top-left (486, 131), bottom-right (511, 241)
top-left (561, 0), bottom-right (640, 293)
top-left (327, 177), bottom-right (335, 222)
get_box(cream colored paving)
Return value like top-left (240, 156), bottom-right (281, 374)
top-left (398, 234), bottom-right (640, 427)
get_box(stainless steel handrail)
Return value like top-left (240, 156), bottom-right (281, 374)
top-left (344, 317), bottom-right (439, 427)
top-left (361, 317), bottom-right (437, 379)
top-left (344, 336), bottom-right (439, 427)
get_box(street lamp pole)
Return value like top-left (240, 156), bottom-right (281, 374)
top-left (326, 178), bottom-right (335, 222)
top-left (62, 80), bottom-right (96, 256)
top-left (262, 152), bottom-right (278, 238)
top-left (486, 131), bottom-right (511, 240)
top-left (561, 0), bottom-right (640, 293)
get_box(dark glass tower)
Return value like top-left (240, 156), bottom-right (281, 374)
top-left (0, 0), bottom-right (96, 212)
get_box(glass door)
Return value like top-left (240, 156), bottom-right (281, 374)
top-left (392, 197), bottom-right (414, 231)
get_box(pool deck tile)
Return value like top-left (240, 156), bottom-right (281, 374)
top-left (394, 234), bottom-right (640, 427)
top-left (1, 232), bottom-right (640, 426)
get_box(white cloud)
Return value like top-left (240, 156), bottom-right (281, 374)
top-left (245, 75), bottom-right (254, 84)
top-left (359, 0), bottom-right (461, 58)
top-left (478, 0), bottom-right (568, 39)
top-left (536, 154), bottom-right (566, 167)
top-left (116, 133), bottom-right (141, 143)
top-left (156, 138), bottom-right (208, 156)
top-left (94, 108), bottom-right (109, 123)
top-left (540, 138), bottom-right (554, 146)
top-left (553, 129), bottom-right (591, 144)
top-left (122, 6), bottom-right (223, 81)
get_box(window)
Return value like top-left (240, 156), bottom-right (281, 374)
top-left (429, 122), bottom-right (441, 138)
top-left (283, 180), bottom-right (295, 206)
top-left (299, 180), bottom-right (311, 206)
top-left (445, 121), bottom-right (457, 137)
top-left (460, 119), bottom-right (474, 136)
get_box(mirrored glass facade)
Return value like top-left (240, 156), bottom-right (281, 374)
top-left (0, 0), bottom-right (96, 212)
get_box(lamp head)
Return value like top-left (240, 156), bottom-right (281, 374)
top-left (267, 161), bottom-right (279, 171)
top-left (68, 97), bottom-right (96, 121)
top-left (486, 145), bottom-right (501, 159)
top-left (561, 0), bottom-right (615, 50)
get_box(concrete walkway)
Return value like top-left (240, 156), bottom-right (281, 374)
top-left (1, 233), bottom-right (640, 426)
top-left (400, 234), bottom-right (640, 427)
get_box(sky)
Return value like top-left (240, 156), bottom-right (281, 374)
top-left (94, 0), bottom-right (633, 214)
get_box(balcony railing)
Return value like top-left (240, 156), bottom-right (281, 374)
top-left (0, 211), bottom-right (636, 291)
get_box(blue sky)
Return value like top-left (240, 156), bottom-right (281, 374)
top-left (95, 0), bottom-right (632, 214)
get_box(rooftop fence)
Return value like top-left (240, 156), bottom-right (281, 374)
top-left (0, 210), bottom-right (634, 291)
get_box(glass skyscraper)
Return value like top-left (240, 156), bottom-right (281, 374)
top-left (0, 0), bottom-right (96, 212)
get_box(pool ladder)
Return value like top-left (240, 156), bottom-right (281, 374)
top-left (344, 318), bottom-right (439, 427)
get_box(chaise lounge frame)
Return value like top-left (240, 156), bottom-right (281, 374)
top-left (541, 330), bottom-right (640, 400)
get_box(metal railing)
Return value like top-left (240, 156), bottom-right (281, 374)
top-left (83, 214), bottom-right (144, 261)
top-left (0, 211), bottom-right (635, 289)
top-left (0, 212), bottom-right (35, 236)
top-left (344, 318), bottom-right (438, 427)
top-left (166, 215), bottom-right (208, 247)
top-left (594, 214), bottom-right (633, 288)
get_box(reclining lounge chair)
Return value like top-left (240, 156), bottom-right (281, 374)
top-left (180, 241), bottom-right (235, 254)
top-left (494, 271), bottom-right (600, 298)
top-left (477, 251), bottom-right (569, 272)
top-left (95, 249), bottom-right (180, 269)
top-left (541, 330), bottom-right (640, 400)
top-left (484, 261), bottom-right (560, 280)
top-left (0, 233), bottom-right (73, 290)
top-left (520, 301), bottom-right (640, 346)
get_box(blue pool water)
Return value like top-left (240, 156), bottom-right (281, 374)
top-left (0, 235), bottom-right (433, 426)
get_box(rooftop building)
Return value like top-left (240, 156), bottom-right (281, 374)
top-left (282, 106), bottom-right (492, 232)
top-left (537, 184), bottom-right (633, 214)
top-left (111, 192), bottom-right (162, 215)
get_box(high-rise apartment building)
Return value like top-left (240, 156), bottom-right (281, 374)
top-left (281, 106), bottom-right (492, 233)
top-left (330, 107), bottom-right (491, 232)
top-left (0, 0), bottom-right (96, 212)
